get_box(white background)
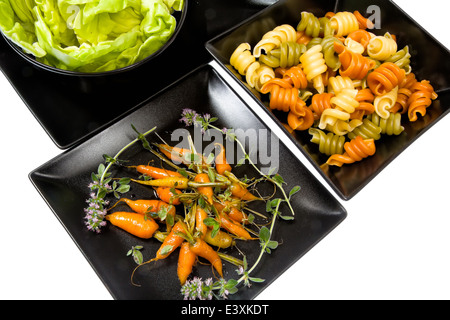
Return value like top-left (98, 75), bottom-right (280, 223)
top-left (0, 0), bottom-right (449, 300)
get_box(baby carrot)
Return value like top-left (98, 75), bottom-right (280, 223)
top-left (106, 211), bottom-right (159, 239)
top-left (194, 173), bottom-right (214, 205)
top-left (155, 220), bottom-right (187, 260)
top-left (204, 229), bottom-right (234, 249)
top-left (131, 220), bottom-right (188, 286)
top-left (229, 182), bottom-right (260, 201)
top-left (218, 212), bottom-right (255, 240)
top-left (157, 144), bottom-right (207, 167)
top-left (134, 165), bottom-right (182, 179)
top-left (156, 187), bottom-right (182, 205)
top-left (195, 206), bottom-right (208, 239)
top-left (222, 200), bottom-right (248, 224)
top-left (111, 198), bottom-right (176, 219)
top-left (131, 177), bottom-right (189, 189)
top-left (214, 143), bottom-right (232, 175)
top-left (177, 242), bottom-right (197, 285)
top-left (189, 238), bottom-right (223, 278)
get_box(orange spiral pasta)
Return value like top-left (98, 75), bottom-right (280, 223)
top-left (407, 80), bottom-right (438, 122)
top-left (287, 107), bottom-right (315, 131)
top-left (353, 10), bottom-right (374, 30)
top-left (326, 136), bottom-right (376, 167)
top-left (367, 62), bottom-right (405, 96)
top-left (281, 65), bottom-right (308, 89)
top-left (296, 31), bottom-right (312, 45)
top-left (334, 42), bottom-right (377, 80)
top-left (310, 92), bottom-right (334, 120)
top-left (351, 88), bottom-right (375, 120)
top-left (391, 87), bottom-right (412, 114)
top-left (347, 29), bottom-right (372, 50)
top-left (260, 78), bottom-right (307, 117)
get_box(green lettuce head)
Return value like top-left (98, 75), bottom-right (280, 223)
top-left (0, 0), bottom-right (184, 72)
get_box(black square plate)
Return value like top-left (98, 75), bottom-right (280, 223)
top-left (29, 64), bottom-right (346, 300)
top-left (0, 0), bottom-right (277, 150)
top-left (205, 0), bottom-right (450, 200)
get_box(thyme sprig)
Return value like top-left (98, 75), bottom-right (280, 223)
top-left (84, 126), bottom-right (157, 233)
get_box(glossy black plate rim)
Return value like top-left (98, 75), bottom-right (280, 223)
top-left (1, 1), bottom-right (188, 77)
top-left (204, 0), bottom-right (450, 201)
top-left (29, 63), bottom-right (347, 300)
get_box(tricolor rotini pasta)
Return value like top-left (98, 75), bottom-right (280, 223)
top-left (228, 9), bottom-right (439, 168)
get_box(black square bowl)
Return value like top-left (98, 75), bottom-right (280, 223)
top-left (206, 0), bottom-right (450, 200)
top-left (29, 64), bottom-right (346, 300)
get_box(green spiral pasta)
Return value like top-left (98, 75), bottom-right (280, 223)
top-left (309, 128), bottom-right (346, 156)
top-left (259, 42), bottom-right (306, 68)
top-left (306, 37), bottom-right (323, 50)
top-left (297, 11), bottom-right (321, 38)
top-left (321, 36), bottom-right (343, 71)
top-left (347, 118), bottom-right (382, 140)
top-left (368, 112), bottom-right (404, 136)
top-left (385, 45), bottom-right (411, 74)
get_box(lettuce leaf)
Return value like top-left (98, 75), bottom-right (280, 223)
top-left (0, 0), bottom-right (183, 72)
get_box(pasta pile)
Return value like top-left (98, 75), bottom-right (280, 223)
top-left (229, 10), bottom-right (438, 167)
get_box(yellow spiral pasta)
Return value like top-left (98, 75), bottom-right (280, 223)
top-left (328, 76), bottom-right (354, 94)
top-left (300, 44), bottom-right (328, 93)
top-left (253, 24), bottom-right (297, 57)
top-left (251, 63), bottom-right (276, 92)
top-left (309, 128), bottom-right (346, 156)
top-left (327, 118), bottom-right (362, 136)
top-left (330, 12), bottom-right (359, 37)
top-left (230, 43), bottom-right (257, 76)
top-left (373, 86), bottom-right (398, 119)
top-left (367, 33), bottom-right (397, 61)
top-left (330, 88), bottom-right (360, 114)
top-left (344, 37), bottom-right (365, 55)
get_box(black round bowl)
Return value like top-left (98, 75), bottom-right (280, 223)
top-left (2, 1), bottom-right (187, 77)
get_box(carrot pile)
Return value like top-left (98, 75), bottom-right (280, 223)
top-left (105, 141), bottom-right (265, 286)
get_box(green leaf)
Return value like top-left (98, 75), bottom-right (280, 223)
top-left (119, 177), bottom-right (131, 185)
top-left (259, 226), bottom-right (270, 243)
top-left (289, 186), bottom-right (301, 199)
top-left (116, 184), bottom-right (130, 194)
top-left (249, 277), bottom-right (265, 283)
top-left (160, 245), bottom-right (173, 256)
top-left (272, 174), bottom-right (285, 185)
top-left (225, 279), bottom-right (238, 290)
top-left (266, 240), bottom-right (278, 250)
top-left (279, 215), bottom-right (295, 221)
top-left (97, 163), bottom-right (105, 176)
top-left (133, 250), bottom-right (143, 265)
top-left (236, 157), bottom-right (246, 167)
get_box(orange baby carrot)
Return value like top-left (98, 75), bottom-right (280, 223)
top-left (177, 242), bottom-right (197, 285)
top-left (218, 212), bottom-right (255, 240)
top-left (155, 221), bottom-right (187, 260)
top-left (204, 229), bottom-right (234, 249)
top-left (195, 206), bottom-right (208, 239)
top-left (194, 173), bottom-right (214, 205)
top-left (189, 238), bottom-right (223, 277)
top-left (213, 200), bottom-right (248, 224)
top-left (106, 211), bottom-right (159, 239)
top-left (229, 182), bottom-right (260, 201)
top-left (214, 143), bottom-right (232, 175)
top-left (134, 165), bottom-right (182, 179)
top-left (131, 176), bottom-right (189, 189)
top-left (111, 198), bottom-right (176, 219)
top-left (156, 187), bottom-right (182, 205)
